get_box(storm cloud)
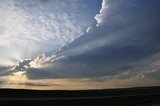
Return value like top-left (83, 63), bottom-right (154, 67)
top-left (0, 0), bottom-right (160, 89)
top-left (13, 0), bottom-right (160, 80)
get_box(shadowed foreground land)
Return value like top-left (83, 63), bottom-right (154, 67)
top-left (0, 86), bottom-right (160, 106)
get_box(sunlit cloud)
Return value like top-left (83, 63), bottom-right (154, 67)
top-left (0, 0), bottom-right (100, 65)
top-left (0, 0), bottom-right (160, 90)
top-left (95, 0), bottom-right (108, 26)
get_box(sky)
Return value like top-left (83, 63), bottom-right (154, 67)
top-left (0, 0), bottom-right (160, 90)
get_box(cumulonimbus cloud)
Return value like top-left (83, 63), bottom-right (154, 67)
top-left (1, 0), bottom-right (160, 89)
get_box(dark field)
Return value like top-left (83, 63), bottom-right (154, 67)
top-left (0, 86), bottom-right (160, 106)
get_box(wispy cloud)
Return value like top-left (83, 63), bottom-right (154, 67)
top-left (0, 0), bottom-right (101, 65)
